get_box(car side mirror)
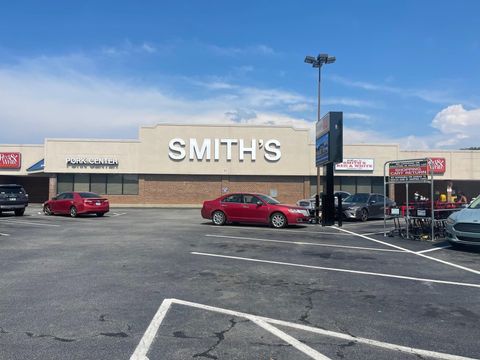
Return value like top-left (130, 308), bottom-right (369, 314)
top-left (256, 201), bottom-right (263, 206)
top-left (369, 200), bottom-right (376, 205)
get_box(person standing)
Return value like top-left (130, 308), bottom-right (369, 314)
top-left (457, 190), bottom-right (468, 204)
top-left (446, 181), bottom-right (454, 203)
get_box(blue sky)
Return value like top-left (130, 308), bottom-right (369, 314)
top-left (0, 0), bottom-right (479, 149)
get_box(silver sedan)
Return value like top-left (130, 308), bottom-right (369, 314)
top-left (446, 195), bottom-right (480, 246)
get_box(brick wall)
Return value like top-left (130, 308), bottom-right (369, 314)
top-left (106, 174), bottom-right (308, 206)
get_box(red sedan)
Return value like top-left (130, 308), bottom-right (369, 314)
top-left (201, 193), bottom-right (311, 228)
top-left (43, 192), bottom-right (109, 217)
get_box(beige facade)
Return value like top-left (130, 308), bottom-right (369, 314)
top-left (1, 124), bottom-right (479, 206)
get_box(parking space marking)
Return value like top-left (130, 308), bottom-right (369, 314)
top-left (132, 298), bottom-right (478, 360)
top-left (208, 225), bottom-right (355, 236)
top-left (0, 232), bottom-right (10, 236)
top-left (110, 212), bottom-right (127, 217)
top-left (206, 234), bottom-right (406, 253)
top-left (333, 226), bottom-right (480, 275)
top-left (248, 317), bottom-right (332, 360)
top-left (0, 219), bottom-right (60, 227)
top-left (416, 245), bottom-right (452, 254)
top-left (130, 298), bottom-right (173, 360)
top-left (360, 231), bottom-right (386, 236)
top-left (191, 252), bottom-right (480, 289)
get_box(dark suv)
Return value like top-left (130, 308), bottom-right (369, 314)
top-left (0, 184), bottom-right (29, 216)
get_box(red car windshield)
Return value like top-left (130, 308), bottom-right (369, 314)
top-left (79, 192), bottom-right (101, 198)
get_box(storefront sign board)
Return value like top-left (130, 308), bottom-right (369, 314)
top-left (335, 158), bottom-right (374, 171)
top-left (0, 152), bottom-right (21, 169)
top-left (427, 157), bottom-right (446, 174)
top-left (389, 159), bottom-right (429, 182)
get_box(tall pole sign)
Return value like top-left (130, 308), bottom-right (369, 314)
top-left (316, 112), bottom-right (343, 226)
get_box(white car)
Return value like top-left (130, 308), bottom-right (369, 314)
top-left (446, 195), bottom-right (480, 247)
top-left (296, 191), bottom-right (351, 217)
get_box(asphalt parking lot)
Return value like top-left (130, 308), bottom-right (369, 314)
top-left (0, 206), bottom-right (479, 360)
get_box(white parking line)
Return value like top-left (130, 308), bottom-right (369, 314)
top-left (248, 317), bottom-right (332, 360)
top-left (0, 219), bottom-right (60, 227)
top-left (333, 226), bottom-right (480, 275)
top-left (416, 245), bottom-right (452, 254)
top-left (361, 231), bottom-right (386, 236)
top-left (191, 252), bottom-right (480, 289)
top-left (206, 234), bottom-right (406, 253)
top-left (208, 225), bottom-right (354, 236)
top-left (0, 232), bottom-right (10, 236)
top-left (110, 212), bottom-right (127, 217)
top-left (132, 298), bottom-right (478, 360)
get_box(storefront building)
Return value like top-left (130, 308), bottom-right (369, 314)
top-left (1, 124), bottom-right (479, 206)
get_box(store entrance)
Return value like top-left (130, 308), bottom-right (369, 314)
top-left (0, 175), bottom-right (49, 203)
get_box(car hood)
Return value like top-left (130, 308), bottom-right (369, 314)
top-left (453, 208), bottom-right (480, 222)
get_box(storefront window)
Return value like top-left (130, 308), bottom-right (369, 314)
top-left (356, 177), bottom-right (371, 193)
top-left (123, 175), bottom-right (139, 195)
top-left (74, 174), bottom-right (90, 192)
top-left (107, 174), bottom-right (123, 195)
top-left (341, 177), bottom-right (356, 194)
top-left (57, 174), bottom-right (74, 194)
top-left (372, 177), bottom-right (385, 195)
top-left (91, 174), bottom-right (107, 195)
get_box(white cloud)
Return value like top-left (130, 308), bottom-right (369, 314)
top-left (323, 97), bottom-right (379, 108)
top-left (207, 43), bottom-right (276, 57)
top-left (101, 40), bottom-right (157, 56)
top-left (344, 113), bottom-right (372, 122)
top-left (0, 56), bottom-right (309, 144)
top-left (431, 104), bottom-right (480, 147)
top-left (2, 54), bottom-right (479, 151)
top-left (330, 75), bottom-right (475, 106)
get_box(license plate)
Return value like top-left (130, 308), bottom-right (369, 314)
top-left (95, 202), bottom-right (101, 206)
top-left (9, 197), bottom-right (16, 201)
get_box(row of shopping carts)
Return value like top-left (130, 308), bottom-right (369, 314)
top-left (387, 202), bottom-right (463, 241)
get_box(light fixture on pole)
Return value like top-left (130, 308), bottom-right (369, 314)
top-left (304, 53), bottom-right (336, 224)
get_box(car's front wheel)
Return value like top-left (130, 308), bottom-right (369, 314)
top-left (270, 212), bottom-right (287, 228)
top-left (43, 205), bottom-right (52, 216)
top-left (360, 208), bottom-right (368, 222)
top-left (14, 209), bottom-right (25, 216)
top-left (70, 206), bottom-right (78, 218)
top-left (212, 210), bottom-right (226, 225)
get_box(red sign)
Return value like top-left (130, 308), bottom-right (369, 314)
top-left (389, 159), bottom-right (429, 182)
top-left (0, 152), bottom-right (21, 169)
top-left (427, 157), bottom-right (446, 174)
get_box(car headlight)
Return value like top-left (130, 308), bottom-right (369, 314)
top-left (288, 209), bottom-right (302, 214)
top-left (446, 217), bottom-right (456, 225)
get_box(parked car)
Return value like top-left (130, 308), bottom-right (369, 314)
top-left (0, 184), bottom-right (29, 216)
top-left (342, 193), bottom-right (395, 221)
top-left (0, 184), bottom-right (28, 216)
top-left (296, 191), bottom-right (351, 216)
top-left (201, 193), bottom-right (311, 228)
top-left (43, 192), bottom-right (109, 217)
top-left (446, 195), bottom-right (480, 247)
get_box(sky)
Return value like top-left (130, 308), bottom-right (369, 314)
top-left (0, 0), bottom-right (479, 149)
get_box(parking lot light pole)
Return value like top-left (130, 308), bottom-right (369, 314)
top-left (304, 53), bottom-right (336, 224)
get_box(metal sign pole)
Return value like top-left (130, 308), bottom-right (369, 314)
top-left (406, 182), bottom-right (409, 240)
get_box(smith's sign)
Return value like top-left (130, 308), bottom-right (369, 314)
top-left (168, 138), bottom-right (281, 162)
